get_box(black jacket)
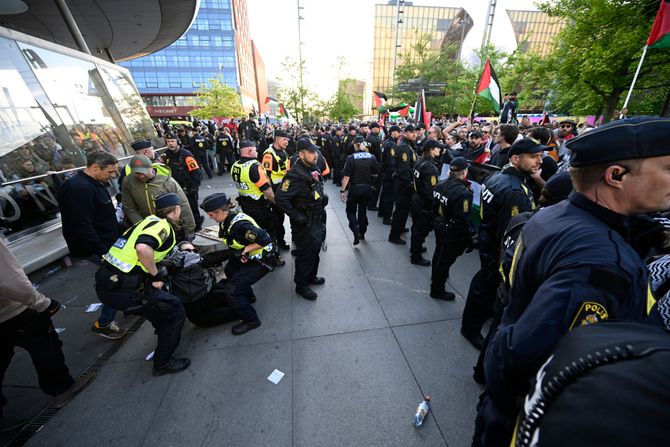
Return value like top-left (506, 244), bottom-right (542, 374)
top-left (57, 171), bottom-right (119, 257)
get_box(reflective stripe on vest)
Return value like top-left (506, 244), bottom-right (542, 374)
top-left (232, 159), bottom-right (263, 200)
top-left (124, 162), bottom-right (169, 176)
top-left (103, 215), bottom-right (175, 273)
top-left (263, 147), bottom-right (287, 184)
top-left (222, 212), bottom-right (273, 258)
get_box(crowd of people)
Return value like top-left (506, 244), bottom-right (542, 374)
top-left (3, 111), bottom-right (670, 446)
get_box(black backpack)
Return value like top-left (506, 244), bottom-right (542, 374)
top-left (169, 263), bottom-right (215, 303)
top-left (514, 321), bottom-right (670, 446)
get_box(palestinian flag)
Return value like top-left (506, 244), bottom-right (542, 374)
top-left (373, 91), bottom-right (388, 109)
top-left (476, 59), bottom-right (502, 114)
top-left (647, 0), bottom-right (670, 48)
top-left (279, 103), bottom-right (294, 121)
top-left (398, 105), bottom-right (410, 117)
top-left (265, 96), bottom-right (279, 104)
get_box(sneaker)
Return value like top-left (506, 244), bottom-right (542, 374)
top-left (153, 357), bottom-right (191, 376)
top-left (52, 371), bottom-right (96, 409)
top-left (91, 321), bottom-right (126, 340)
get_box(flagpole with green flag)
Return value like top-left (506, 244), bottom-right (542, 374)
top-left (470, 59), bottom-right (502, 120)
top-left (620, 0), bottom-right (670, 118)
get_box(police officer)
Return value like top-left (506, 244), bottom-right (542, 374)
top-left (275, 138), bottom-right (327, 301)
top-left (190, 128), bottom-right (212, 179)
top-left (474, 116), bottom-right (670, 446)
top-left (163, 133), bottom-right (203, 231)
top-left (231, 141), bottom-right (285, 267)
top-left (215, 127), bottom-right (235, 174)
top-left (461, 138), bottom-right (542, 350)
top-left (378, 125), bottom-right (400, 224)
top-left (388, 125), bottom-right (417, 244)
top-left (366, 123), bottom-right (383, 211)
top-left (95, 193), bottom-right (189, 376)
top-left (332, 127), bottom-right (345, 186)
top-left (409, 138), bottom-right (442, 265)
top-left (201, 193), bottom-right (275, 335)
top-left (262, 130), bottom-right (291, 250)
top-left (340, 135), bottom-right (380, 245)
top-left (430, 157), bottom-right (474, 300)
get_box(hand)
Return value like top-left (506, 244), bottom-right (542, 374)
top-left (151, 266), bottom-right (168, 282)
top-left (340, 191), bottom-right (347, 203)
top-left (151, 281), bottom-right (164, 289)
top-left (43, 299), bottom-right (61, 316)
top-left (530, 168), bottom-right (543, 180)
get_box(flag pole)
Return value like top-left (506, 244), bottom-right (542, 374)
top-left (620, 45), bottom-right (648, 119)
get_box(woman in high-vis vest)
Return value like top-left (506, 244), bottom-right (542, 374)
top-left (95, 192), bottom-right (190, 376)
top-left (200, 192), bottom-right (275, 335)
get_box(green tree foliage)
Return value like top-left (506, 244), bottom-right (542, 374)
top-left (536, 0), bottom-right (670, 121)
top-left (275, 59), bottom-right (329, 124)
top-left (328, 88), bottom-right (360, 121)
top-left (188, 78), bottom-right (244, 118)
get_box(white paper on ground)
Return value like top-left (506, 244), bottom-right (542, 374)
top-left (267, 369), bottom-right (285, 384)
top-left (85, 303), bottom-right (103, 313)
top-left (145, 351), bottom-right (155, 361)
top-left (55, 328), bottom-right (66, 334)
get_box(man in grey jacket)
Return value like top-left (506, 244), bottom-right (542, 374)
top-left (0, 241), bottom-right (95, 429)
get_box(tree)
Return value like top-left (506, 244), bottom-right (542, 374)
top-left (538, 0), bottom-right (670, 121)
top-left (328, 88), bottom-right (360, 121)
top-left (188, 78), bottom-right (244, 118)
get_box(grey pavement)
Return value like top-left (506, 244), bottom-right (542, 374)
top-left (4, 172), bottom-right (484, 447)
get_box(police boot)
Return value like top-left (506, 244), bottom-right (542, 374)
top-left (430, 290), bottom-right (455, 301)
top-left (231, 319), bottom-right (261, 335)
top-left (153, 357), bottom-right (191, 376)
top-left (296, 286), bottom-right (317, 300)
top-left (411, 256), bottom-right (431, 267)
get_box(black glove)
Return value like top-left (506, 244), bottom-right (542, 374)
top-left (322, 194), bottom-right (329, 207)
top-left (43, 299), bottom-right (61, 317)
top-left (151, 265), bottom-right (169, 282)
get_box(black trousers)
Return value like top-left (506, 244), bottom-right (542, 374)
top-left (223, 259), bottom-right (269, 322)
top-left (461, 250), bottom-right (501, 336)
top-left (217, 150), bottom-right (235, 174)
top-left (293, 220), bottom-right (326, 287)
top-left (192, 148), bottom-right (212, 178)
top-left (346, 184), bottom-right (372, 237)
top-left (409, 194), bottom-right (433, 257)
top-left (183, 288), bottom-right (239, 327)
top-left (389, 178), bottom-right (412, 240)
top-left (270, 184), bottom-right (287, 244)
top-left (95, 267), bottom-right (185, 367)
top-left (186, 189), bottom-right (203, 227)
top-left (239, 198), bottom-right (275, 240)
top-left (332, 155), bottom-right (344, 185)
top-left (1, 309), bottom-right (74, 412)
top-left (378, 175), bottom-right (395, 219)
top-left (431, 229), bottom-right (467, 293)
top-left (369, 175), bottom-right (381, 210)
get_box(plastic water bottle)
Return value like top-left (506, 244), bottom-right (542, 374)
top-left (413, 395), bottom-right (430, 428)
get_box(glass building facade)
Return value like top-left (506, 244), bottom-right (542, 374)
top-left (119, 0), bottom-right (260, 115)
top-left (372, 2), bottom-right (468, 94)
top-left (0, 27), bottom-right (156, 242)
top-left (507, 10), bottom-right (566, 56)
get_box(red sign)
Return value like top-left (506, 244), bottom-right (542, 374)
top-left (146, 106), bottom-right (195, 117)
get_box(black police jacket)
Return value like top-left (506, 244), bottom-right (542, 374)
top-left (485, 192), bottom-right (655, 415)
top-left (365, 133), bottom-right (382, 162)
top-left (164, 148), bottom-right (202, 192)
top-left (393, 140), bottom-right (416, 185)
top-left (381, 138), bottom-right (398, 177)
top-left (479, 166), bottom-right (536, 252)
top-left (342, 151), bottom-right (380, 186)
top-left (433, 177), bottom-right (473, 240)
top-left (412, 157), bottom-right (439, 202)
top-left (275, 160), bottom-right (326, 225)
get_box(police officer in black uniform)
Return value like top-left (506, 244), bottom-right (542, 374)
top-left (409, 138), bottom-right (442, 265)
top-left (430, 157), bottom-right (474, 300)
top-left (164, 133), bottom-right (203, 231)
top-left (275, 138), bottom-right (327, 301)
top-left (461, 138), bottom-right (543, 350)
top-left (366, 123), bottom-right (383, 211)
top-left (332, 127), bottom-right (345, 186)
top-left (340, 135), bottom-right (380, 245)
top-left (201, 193), bottom-right (275, 335)
top-left (215, 128), bottom-right (235, 174)
top-left (378, 125), bottom-right (401, 224)
top-left (190, 128), bottom-right (212, 179)
top-left (474, 117), bottom-right (670, 447)
top-left (388, 125), bottom-right (417, 244)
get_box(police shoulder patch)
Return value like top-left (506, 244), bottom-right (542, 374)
top-left (390, 149), bottom-right (396, 157)
top-left (569, 301), bottom-right (609, 330)
top-left (281, 179), bottom-right (290, 192)
top-left (511, 205), bottom-right (519, 216)
top-left (158, 228), bottom-right (168, 242)
top-left (402, 152), bottom-right (408, 162)
top-left (430, 176), bottom-right (437, 186)
top-left (245, 230), bottom-right (257, 242)
top-left (263, 161), bottom-right (271, 169)
top-left (463, 199), bottom-right (469, 213)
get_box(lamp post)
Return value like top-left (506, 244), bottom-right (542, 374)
top-left (391, 0), bottom-right (404, 99)
top-left (297, 0), bottom-right (305, 122)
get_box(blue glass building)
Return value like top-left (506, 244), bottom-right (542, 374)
top-left (119, 0), bottom-right (248, 116)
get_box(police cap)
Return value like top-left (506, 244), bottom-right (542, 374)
top-left (348, 125), bottom-right (357, 132)
top-left (404, 124), bottom-right (416, 132)
top-left (200, 193), bottom-right (229, 212)
top-left (155, 192), bottom-right (180, 210)
top-left (567, 116), bottom-right (670, 167)
top-left (417, 123), bottom-right (427, 130)
top-left (369, 122), bottom-right (380, 129)
top-left (130, 139), bottom-right (152, 151)
top-left (509, 137), bottom-right (548, 157)
top-left (297, 137), bottom-right (319, 152)
top-left (450, 157), bottom-right (470, 171)
top-left (353, 135), bottom-right (366, 144)
top-left (274, 129), bottom-right (289, 139)
top-left (239, 140), bottom-right (255, 149)
top-left (389, 125), bottom-right (402, 133)
top-left (164, 133), bottom-right (178, 140)
top-left (422, 139), bottom-right (446, 151)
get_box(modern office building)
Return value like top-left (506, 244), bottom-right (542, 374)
top-left (372, 1), bottom-right (472, 94)
top-left (339, 79), bottom-right (371, 116)
top-left (0, 0), bottom-right (197, 270)
top-left (507, 9), bottom-right (565, 56)
top-left (120, 0), bottom-right (264, 117)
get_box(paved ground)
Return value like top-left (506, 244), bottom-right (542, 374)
top-left (3, 173), bottom-right (484, 447)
